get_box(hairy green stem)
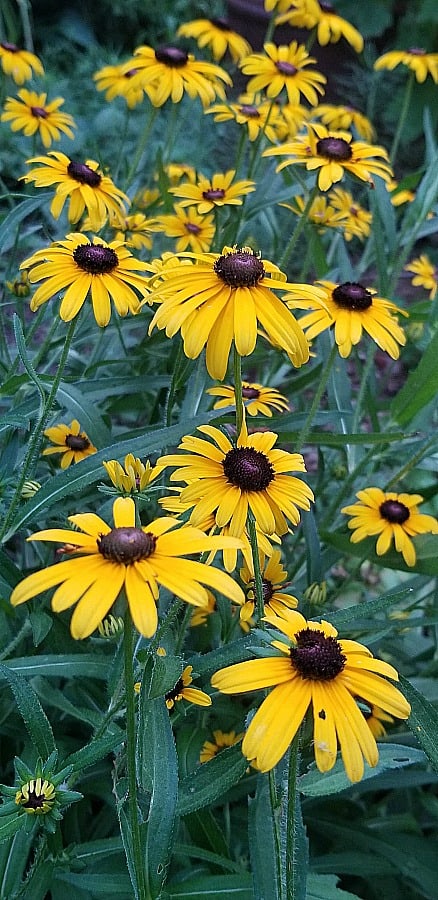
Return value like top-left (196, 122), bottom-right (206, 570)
top-left (247, 509), bottom-right (265, 622)
top-left (285, 731), bottom-right (302, 899)
top-left (390, 70), bottom-right (415, 166)
top-left (124, 106), bottom-right (158, 190)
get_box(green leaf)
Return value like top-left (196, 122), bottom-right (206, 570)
top-left (0, 815), bottom-right (24, 844)
top-left (400, 674), bottom-right (438, 771)
top-left (0, 194), bottom-right (53, 251)
top-left (326, 585), bottom-right (414, 630)
top-left (299, 744), bottom-right (425, 797)
top-left (177, 746), bottom-right (248, 816)
top-left (64, 732), bottom-right (124, 774)
top-left (167, 874), bottom-right (254, 898)
top-left (53, 872), bottom-right (132, 893)
top-left (306, 873), bottom-right (362, 900)
top-left (248, 775), bottom-right (281, 900)
top-left (0, 654), bottom-right (110, 679)
top-left (391, 327), bottom-right (438, 426)
top-left (0, 664), bottom-right (55, 758)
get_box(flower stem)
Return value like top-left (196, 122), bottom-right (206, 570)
top-left (124, 106), bottom-right (158, 190)
top-left (284, 730), bottom-right (304, 900)
top-left (233, 346), bottom-right (244, 435)
top-left (390, 71), bottom-right (415, 166)
top-left (278, 185), bottom-right (319, 273)
top-left (247, 509), bottom-right (264, 622)
top-left (296, 341), bottom-right (337, 453)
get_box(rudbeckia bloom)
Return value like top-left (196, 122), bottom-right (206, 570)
top-left (103, 454), bottom-right (163, 495)
top-left (169, 170), bottom-right (255, 216)
top-left (374, 48), bottom-right (438, 83)
top-left (211, 607), bottom-right (411, 781)
top-left (240, 41), bottom-right (326, 106)
top-left (107, 212), bottom-right (158, 251)
top-left (282, 194), bottom-right (346, 234)
top-left (207, 381), bottom-right (289, 417)
top-left (285, 279), bottom-right (407, 359)
top-left (200, 729), bottom-right (243, 762)
top-left (314, 104), bottom-right (375, 141)
top-left (147, 245), bottom-right (310, 380)
top-left (264, 124), bottom-right (392, 191)
top-left (341, 488), bottom-right (438, 567)
top-left (43, 420), bottom-right (97, 468)
top-left (22, 153), bottom-right (129, 232)
top-left (1, 90), bottom-right (75, 147)
top-left (158, 419), bottom-right (313, 538)
top-left (405, 254), bottom-right (438, 299)
top-left (276, 0), bottom-right (364, 54)
top-left (177, 18), bottom-right (251, 63)
top-left (328, 187), bottom-right (372, 241)
top-left (164, 665), bottom-right (212, 709)
top-left (93, 61), bottom-right (145, 108)
top-left (125, 45), bottom-right (232, 108)
top-left (206, 93), bottom-right (285, 143)
top-left (0, 41), bottom-right (44, 84)
top-left (21, 233), bottom-right (151, 327)
top-left (362, 703), bottom-right (394, 739)
top-left (10, 497), bottom-right (244, 639)
top-left (153, 205), bottom-right (216, 253)
top-left (240, 549), bottom-right (298, 621)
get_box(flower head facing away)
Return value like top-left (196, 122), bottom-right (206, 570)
top-left (240, 548), bottom-right (298, 621)
top-left (123, 44), bottom-right (232, 108)
top-left (177, 18), bottom-right (251, 63)
top-left (208, 381), bottom-right (289, 417)
top-left (10, 497), bottom-right (244, 639)
top-left (405, 254), bottom-right (438, 299)
top-left (374, 48), bottom-right (438, 83)
top-left (93, 61), bottom-right (145, 108)
top-left (43, 419), bottom-right (97, 468)
top-left (164, 665), bottom-right (212, 710)
top-left (211, 608), bottom-right (411, 781)
top-left (342, 488), bottom-right (438, 567)
top-left (276, 0), bottom-right (364, 54)
top-left (200, 729), bottom-right (244, 762)
top-left (1, 89), bottom-right (75, 147)
top-left (0, 42), bottom-right (44, 84)
top-left (103, 454), bottom-right (163, 496)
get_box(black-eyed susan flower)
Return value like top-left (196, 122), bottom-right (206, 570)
top-left (374, 48), bottom-right (438, 83)
top-left (169, 170), bottom-right (255, 216)
top-left (200, 729), bottom-right (244, 762)
top-left (147, 245), bottom-right (310, 380)
top-left (125, 45), bottom-right (232, 108)
top-left (361, 702), bottom-right (394, 739)
top-left (103, 454), bottom-right (163, 495)
top-left (206, 93), bottom-right (285, 143)
top-left (1, 89), bottom-right (75, 147)
top-left (405, 255), bottom-right (438, 299)
top-left (93, 61), bottom-right (145, 108)
top-left (0, 752), bottom-right (81, 834)
top-left (158, 418), bottom-right (313, 538)
top-left (177, 18), bottom-right (251, 63)
top-left (282, 194), bottom-right (346, 234)
top-left (276, 0), bottom-right (364, 54)
top-left (97, 614), bottom-right (124, 639)
top-left (22, 153), bottom-right (129, 232)
top-left (5, 269), bottom-right (31, 297)
top-left (0, 41), bottom-right (44, 84)
top-left (314, 103), bottom-right (375, 141)
top-left (328, 187), bottom-right (372, 241)
top-left (211, 607), bottom-right (411, 781)
top-left (240, 549), bottom-right (298, 621)
top-left (285, 279), bottom-right (407, 359)
top-left (240, 41), bottom-right (326, 106)
top-left (21, 233), bottom-right (151, 326)
top-left (165, 665), bottom-right (212, 709)
top-left (341, 488), bottom-right (438, 567)
top-left (276, 100), bottom-right (311, 139)
top-left (207, 381), bottom-right (289, 417)
top-left (153, 205), bottom-right (215, 253)
top-left (264, 124), bottom-right (392, 191)
top-left (43, 420), bottom-right (97, 468)
top-left (106, 211), bottom-right (159, 251)
top-left (10, 496), bottom-right (244, 639)
top-left (190, 590), bottom-right (216, 626)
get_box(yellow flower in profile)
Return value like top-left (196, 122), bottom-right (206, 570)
top-left (43, 420), bottom-right (97, 468)
top-left (103, 454), bottom-right (163, 494)
top-left (374, 48), bottom-right (438, 83)
top-left (0, 41), bottom-right (44, 84)
top-left (211, 607), bottom-right (411, 781)
top-left (10, 497), bottom-right (244, 639)
top-left (362, 703), bottom-right (394, 739)
top-left (93, 61), bottom-right (145, 108)
top-left (21, 233), bottom-right (151, 327)
top-left (153, 205), bottom-right (215, 253)
top-left (240, 549), bottom-right (298, 621)
top-left (107, 212), bottom-right (158, 251)
top-left (314, 104), bottom-right (375, 141)
top-left (22, 153), bottom-right (129, 232)
top-left (285, 279), bottom-right (407, 359)
top-left (240, 41), bottom-right (326, 106)
top-left (148, 245), bottom-right (310, 380)
top-left (328, 187), bottom-right (372, 241)
top-left (1, 89), bottom-right (75, 147)
top-left (169, 170), bottom-right (255, 216)
top-left (158, 418), bottom-right (313, 538)
top-left (164, 162), bottom-right (197, 185)
top-left (200, 729), bottom-right (244, 763)
top-left (206, 93), bottom-right (285, 143)
top-left (276, 0), bottom-right (364, 54)
top-left (341, 488), bottom-right (438, 567)
top-left (164, 665), bottom-right (212, 710)
top-left (125, 45), bottom-right (232, 108)
top-left (277, 101), bottom-right (311, 139)
top-left (208, 381), bottom-right (289, 417)
top-left (405, 255), bottom-right (438, 299)
top-left (282, 194), bottom-right (346, 234)
top-left (264, 124), bottom-right (392, 191)
top-left (177, 18), bottom-right (251, 63)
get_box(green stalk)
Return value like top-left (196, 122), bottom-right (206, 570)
top-left (278, 185), bottom-right (319, 273)
top-left (124, 106), bottom-right (158, 191)
top-left (285, 731), bottom-right (303, 899)
top-left (247, 509), bottom-right (265, 623)
top-left (296, 341), bottom-right (337, 453)
top-left (389, 70), bottom-right (415, 167)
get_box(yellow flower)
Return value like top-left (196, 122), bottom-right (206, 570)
top-left (285, 279), bottom-right (407, 359)
top-left (211, 607), bottom-right (411, 781)
top-left (207, 381), bottom-right (289, 417)
top-left (21, 232), bottom-right (151, 326)
top-left (164, 162), bottom-right (197, 185)
top-left (240, 41), bottom-right (326, 106)
top-left (200, 729), bottom-right (244, 762)
top-left (5, 269), bottom-right (31, 297)
top-left (107, 212), bottom-right (159, 251)
top-left (93, 61), bottom-right (145, 108)
top-left (282, 194), bottom-right (346, 233)
top-left (22, 152), bottom-right (129, 232)
top-left (374, 48), bottom-right (438, 83)
top-left (277, 100), bottom-right (311, 139)
top-left (206, 93), bottom-right (285, 143)
top-left (314, 103), bottom-right (375, 141)
top-left (10, 497), bottom-right (244, 639)
top-left (362, 703), bottom-right (394, 739)
top-left (240, 549), bottom-right (298, 621)
top-left (264, 123), bottom-right (392, 191)
top-left (341, 488), bottom-right (438, 567)
top-left (103, 454), bottom-right (163, 494)
top-left (1, 89), bottom-right (75, 148)
top-left (158, 418), bottom-right (313, 538)
top-left (43, 420), bottom-right (97, 468)
top-left (177, 18), bottom-right (251, 63)
top-left (165, 665), bottom-right (212, 709)
top-left (190, 590), bottom-right (217, 626)
top-left (169, 170), bottom-right (255, 216)
top-left (124, 45), bottom-right (232, 108)
top-left (147, 245), bottom-right (310, 380)
top-left (328, 187), bottom-right (372, 241)
top-left (405, 254), bottom-right (438, 299)
top-left (0, 41), bottom-right (44, 84)
top-left (276, 0), bottom-right (364, 53)
top-left (15, 778), bottom-right (56, 815)
top-left (153, 205), bottom-right (215, 253)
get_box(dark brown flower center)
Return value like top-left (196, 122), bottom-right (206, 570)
top-left (73, 244), bottom-right (118, 274)
top-left (97, 527), bottom-right (156, 563)
top-left (247, 577), bottom-right (274, 602)
top-left (290, 628), bottom-right (346, 680)
top-left (214, 250), bottom-right (265, 287)
top-left (185, 222), bottom-right (201, 234)
top-left (316, 136), bottom-right (353, 161)
top-left (276, 60), bottom-right (298, 76)
top-left (211, 17), bottom-right (231, 31)
top-left (155, 46), bottom-right (188, 67)
top-left (408, 47), bottom-right (426, 55)
top-left (124, 68), bottom-right (139, 78)
top-left (240, 104), bottom-right (260, 118)
top-left (67, 160), bottom-right (102, 187)
top-left (31, 106), bottom-right (48, 119)
top-left (1, 41), bottom-right (18, 51)
top-left (222, 447), bottom-right (274, 491)
top-left (18, 782), bottom-right (54, 811)
top-left (319, 1), bottom-right (335, 12)
top-left (203, 188), bottom-right (226, 201)
top-left (65, 433), bottom-right (90, 451)
top-left (332, 281), bottom-right (372, 311)
top-left (165, 678), bottom-right (183, 704)
top-left (379, 499), bottom-right (410, 524)
top-left (242, 386), bottom-right (260, 399)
